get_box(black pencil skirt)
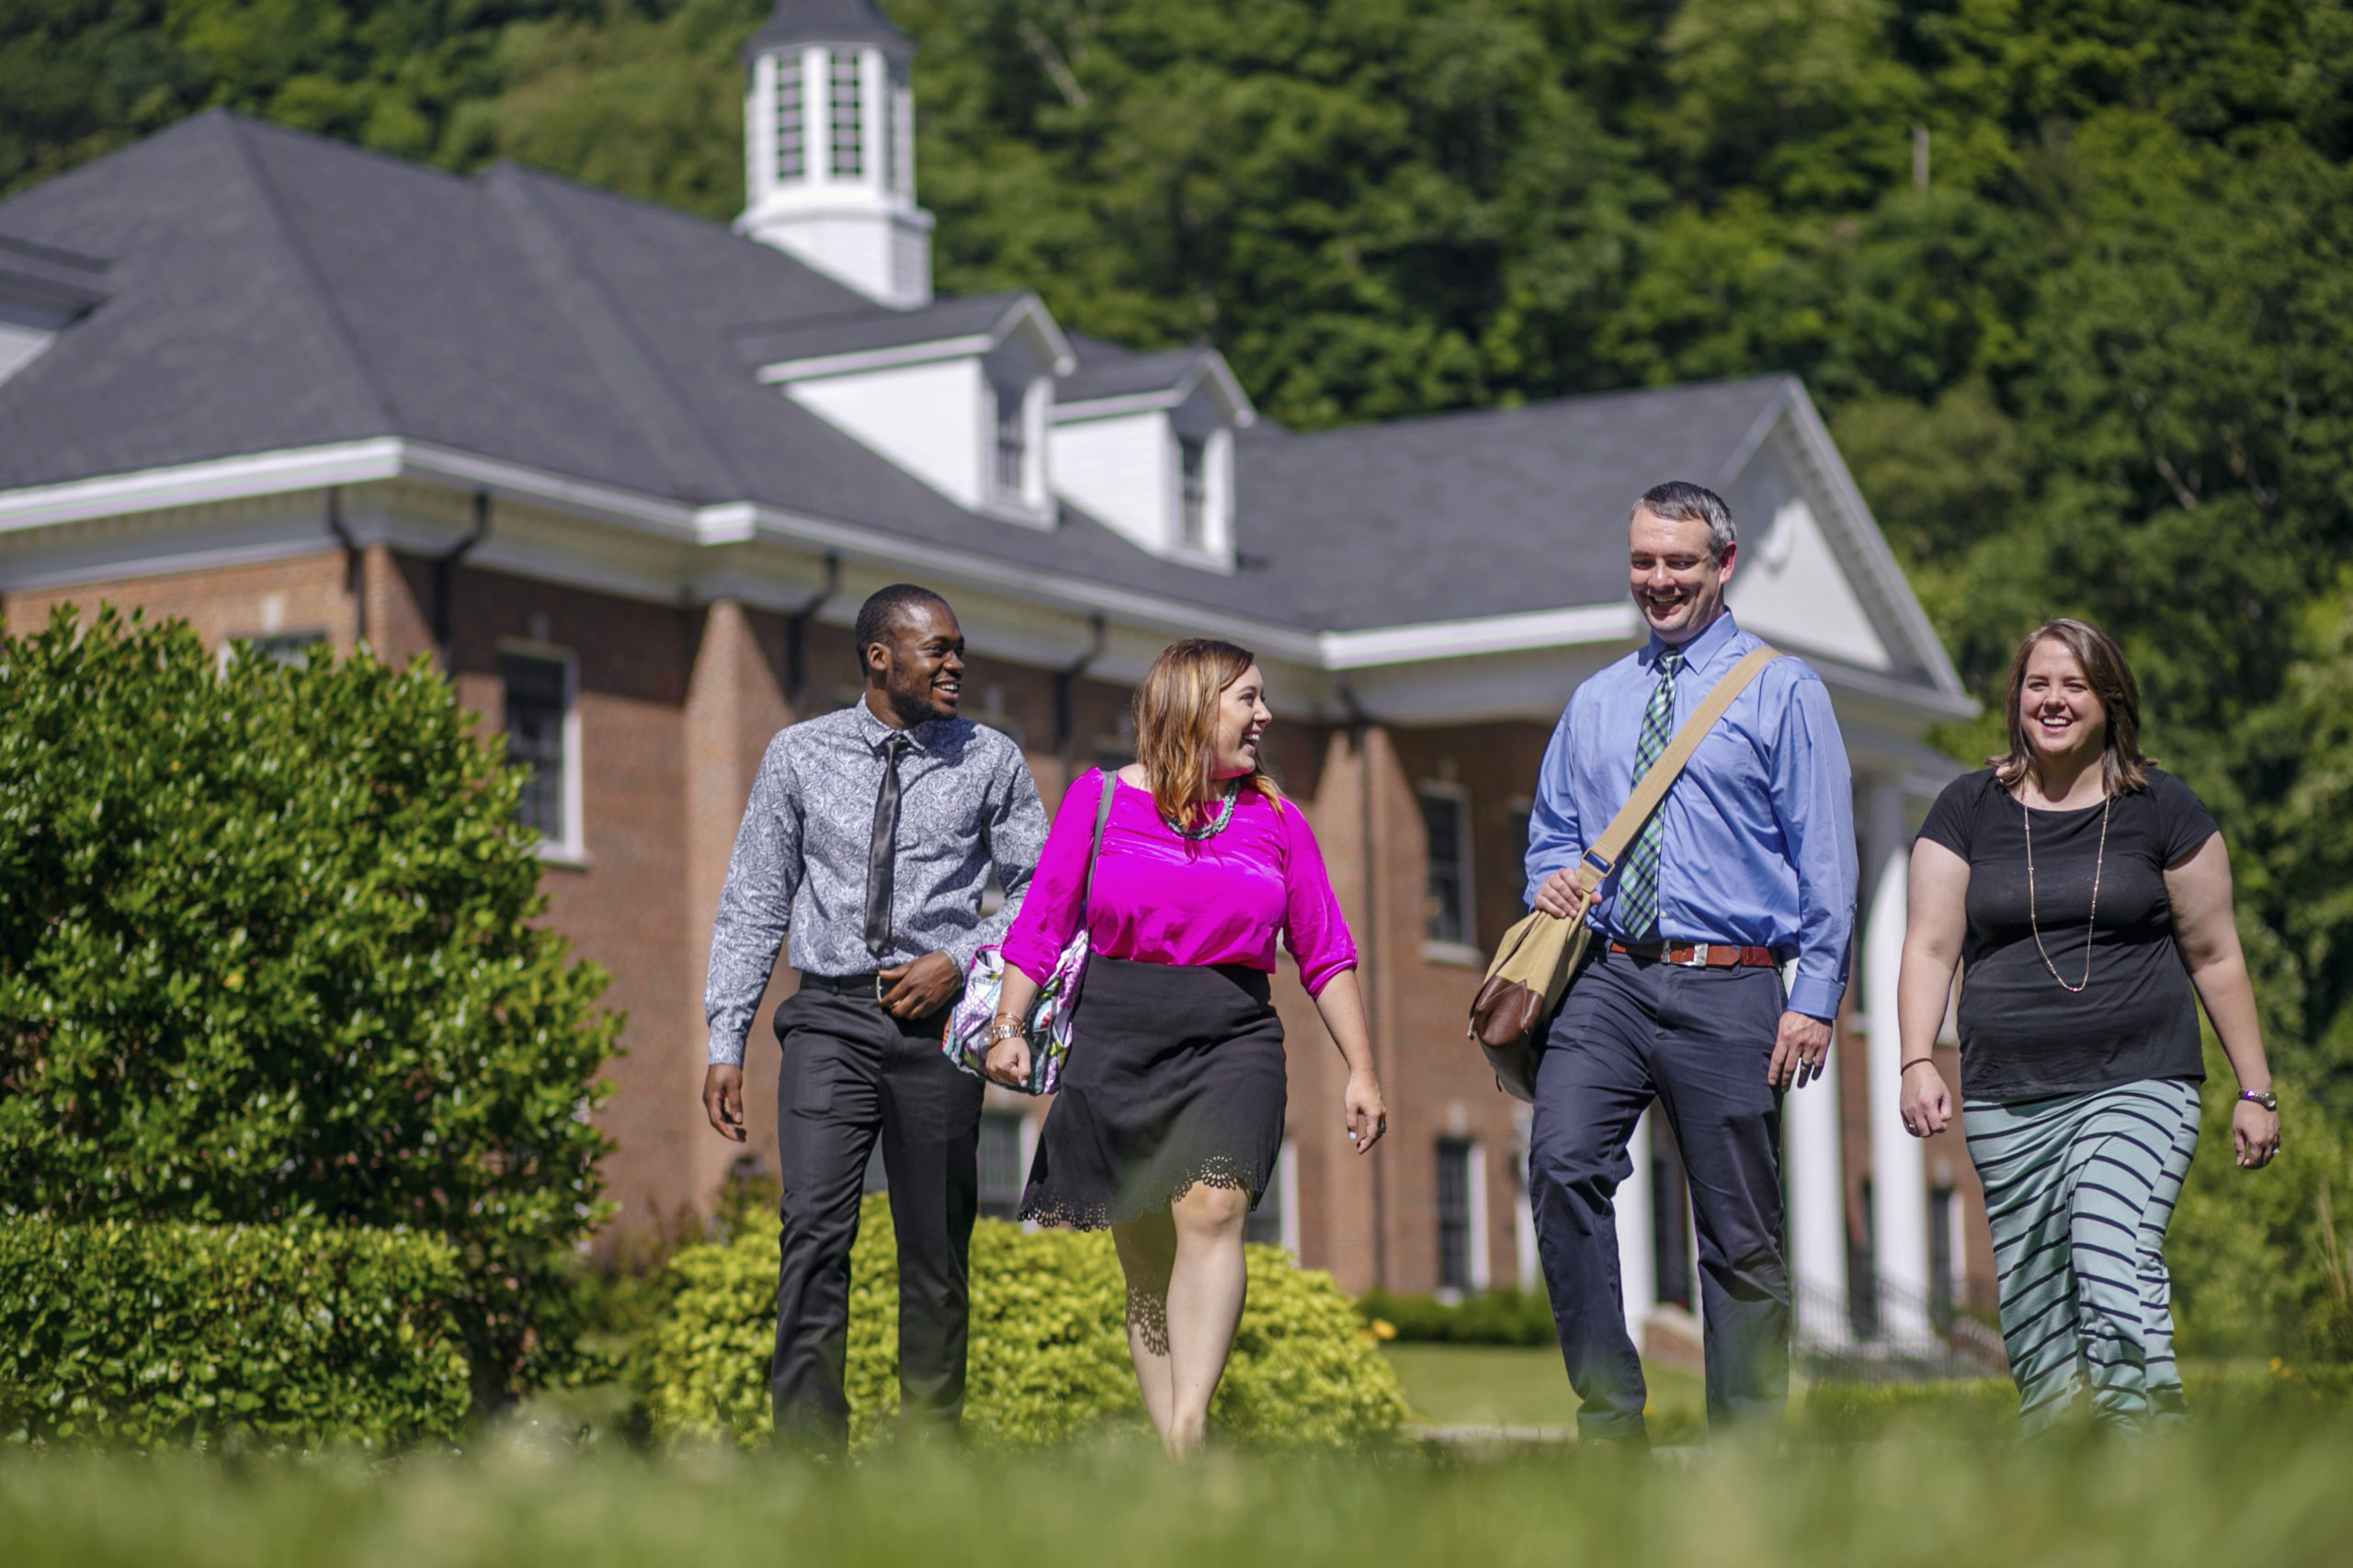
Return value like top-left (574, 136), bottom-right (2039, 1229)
top-left (1019, 956), bottom-right (1288, 1230)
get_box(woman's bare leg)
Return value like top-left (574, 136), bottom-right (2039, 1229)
top-left (1111, 1212), bottom-right (1178, 1440)
top-left (1162, 1181), bottom-right (1251, 1456)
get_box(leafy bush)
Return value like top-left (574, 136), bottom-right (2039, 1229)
top-left (0, 608), bottom-right (621, 1402)
top-left (639, 1196), bottom-right (1410, 1449)
top-left (0, 1219), bottom-right (471, 1449)
top-left (1356, 1287), bottom-right (1555, 1346)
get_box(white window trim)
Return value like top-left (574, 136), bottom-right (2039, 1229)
top-left (499, 637), bottom-right (586, 868)
top-left (1416, 781), bottom-right (1478, 964)
top-left (1467, 1138), bottom-right (1492, 1292)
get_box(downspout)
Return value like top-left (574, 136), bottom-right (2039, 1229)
top-left (324, 486), bottom-right (365, 649)
top-left (433, 491), bottom-right (491, 654)
top-left (1054, 613), bottom-right (1108, 767)
top-left (1341, 681), bottom-right (1388, 1291)
top-left (783, 553), bottom-right (841, 711)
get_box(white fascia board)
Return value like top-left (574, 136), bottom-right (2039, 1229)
top-left (1051, 389), bottom-right (1185, 422)
top-left (0, 438), bottom-right (404, 532)
top-left (753, 333), bottom-right (996, 383)
top-left (1317, 603), bottom-right (1640, 670)
top-left (397, 441), bottom-right (699, 538)
top-left (995, 294), bottom-right (1076, 377)
top-left (0, 438), bottom-right (1976, 732)
top-left (694, 500), bottom-right (1324, 662)
top-left (1193, 353), bottom-right (1257, 427)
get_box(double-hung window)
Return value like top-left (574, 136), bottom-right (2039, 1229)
top-left (994, 381), bottom-right (1028, 499)
top-left (502, 650), bottom-right (576, 854)
top-left (1176, 435), bottom-right (1208, 550)
top-left (1420, 787), bottom-right (1474, 949)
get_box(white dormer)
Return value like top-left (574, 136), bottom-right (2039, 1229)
top-left (1050, 347), bottom-right (1255, 567)
top-left (737, 0), bottom-right (932, 308)
top-left (744, 292), bottom-right (1074, 524)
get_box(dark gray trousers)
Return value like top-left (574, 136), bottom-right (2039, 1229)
top-left (1527, 946), bottom-right (1790, 1439)
top-left (769, 982), bottom-right (983, 1451)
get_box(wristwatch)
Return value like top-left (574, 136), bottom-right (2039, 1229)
top-left (2239, 1089), bottom-right (2279, 1112)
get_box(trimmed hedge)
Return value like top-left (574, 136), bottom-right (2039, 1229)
top-left (1357, 1287), bottom-right (1555, 1346)
top-left (640, 1196), bottom-right (1410, 1449)
top-left (0, 1219), bottom-right (472, 1449)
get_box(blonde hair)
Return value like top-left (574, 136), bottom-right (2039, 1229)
top-left (1131, 639), bottom-right (1284, 826)
top-left (1989, 618), bottom-right (2153, 793)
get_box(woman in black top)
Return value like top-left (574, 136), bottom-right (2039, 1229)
top-left (1897, 619), bottom-right (2278, 1433)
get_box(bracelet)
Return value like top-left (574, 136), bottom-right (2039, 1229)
top-left (1899, 1059), bottom-right (1938, 1073)
top-left (985, 1017), bottom-right (1028, 1044)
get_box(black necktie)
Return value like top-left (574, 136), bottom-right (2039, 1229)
top-left (864, 733), bottom-right (911, 960)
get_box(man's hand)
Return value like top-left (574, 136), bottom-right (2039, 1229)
top-left (1768, 1010), bottom-right (1832, 1090)
top-left (703, 1064), bottom-right (746, 1142)
top-left (1532, 869), bottom-right (1598, 920)
top-left (879, 951), bottom-right (963, 1021)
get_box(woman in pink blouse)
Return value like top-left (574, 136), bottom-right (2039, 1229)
top-left (984, 638), bottom-right (1387, 1456)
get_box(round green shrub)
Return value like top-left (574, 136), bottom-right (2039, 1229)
top-left (639, 1196), bottom-right (1410, 1449)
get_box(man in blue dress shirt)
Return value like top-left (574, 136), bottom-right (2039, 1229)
top-left (1524, 480), bottom-right (1857, 1441)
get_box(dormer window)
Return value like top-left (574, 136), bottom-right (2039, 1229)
top-left (1048, 344), bottom-right (1251, 565)
top-left (995, 381), bottom-right (1029, 499)
top-left (744, 291), bottom-right (1072, 524)
top-left (1177, 435), bottom-right (1208, 551)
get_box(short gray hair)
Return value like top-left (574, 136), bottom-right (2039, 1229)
top-left (1631, 481), bottom-right (1735, 558)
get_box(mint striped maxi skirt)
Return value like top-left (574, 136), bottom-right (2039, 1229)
top-left (1963, 1077), bottom-right (2200, 1434)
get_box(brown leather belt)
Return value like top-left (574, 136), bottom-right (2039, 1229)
top-left (1608, 940), bottom-right (1790, 970)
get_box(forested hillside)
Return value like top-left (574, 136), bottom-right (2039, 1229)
top-left (8, 0), bottom-right (2353, 1338)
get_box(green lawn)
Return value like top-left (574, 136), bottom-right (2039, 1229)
top-left (7, 1405), bottom-right (2353, 1568)
top-left (1381, 1343), bottom-right (1706, 1440)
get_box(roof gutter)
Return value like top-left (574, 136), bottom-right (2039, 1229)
top-left (432, 490), bottom-right (490, 653)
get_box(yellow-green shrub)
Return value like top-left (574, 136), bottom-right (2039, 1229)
top-left (639, 1196), bottom-right (1409, 1449)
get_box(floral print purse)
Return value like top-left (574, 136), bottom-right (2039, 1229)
top-left (943, 769), bottom-right (1116, 1095)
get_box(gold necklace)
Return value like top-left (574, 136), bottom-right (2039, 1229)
top-left (2022, 780), bottom-right (2110, 994)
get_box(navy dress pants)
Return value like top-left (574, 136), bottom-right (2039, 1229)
top-left (769, 983), bottom-right (983, 1452)
top-left (1528, 946), bottom-right (1791, 1439)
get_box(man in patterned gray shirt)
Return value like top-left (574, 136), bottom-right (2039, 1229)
top-left (700, 584), bottom-right (1048, 1451)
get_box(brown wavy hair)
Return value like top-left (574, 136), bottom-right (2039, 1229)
top-left (1990, 618), bottom-right (2152, 793)
top-left (1131, 639), bottom-right (1285, 826)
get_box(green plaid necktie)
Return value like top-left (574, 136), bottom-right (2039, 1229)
top-left (1617, 647), bottom-right (1683, 940)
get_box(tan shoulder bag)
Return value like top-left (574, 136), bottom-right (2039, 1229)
top-left (1469, 645), bottom-right (1783, 1101)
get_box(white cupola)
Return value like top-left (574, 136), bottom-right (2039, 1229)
top-left (737, 0), bottom-right (933, 309)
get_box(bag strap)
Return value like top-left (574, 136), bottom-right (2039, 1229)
top-left (1077, 768), bottom-right (1117, 921)
top-left (1576, 645), bottom-right (1783, 892)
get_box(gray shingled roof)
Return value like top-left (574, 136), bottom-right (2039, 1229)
top-left (1058, 331), bottom-right (1213, 404)
top-left (1241, 380), bottom-right (1794, 631)
top-left (745, 0), bottom-right (912, 58)
top-left (732, 292), bottom-right (1028, 369)
top-left (0, 112), bottom-right (1924, 668)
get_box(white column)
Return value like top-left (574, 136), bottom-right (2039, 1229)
top-left (1613, 1107), bottom-right (1657, 1346)
top-left (1866, 829), bottom-right (1930, 1340)
top-left (1785, 987), bottom-right (1847, 1349)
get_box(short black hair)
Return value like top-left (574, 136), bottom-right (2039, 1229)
top-left (854, 584), bottom-right (951, 656)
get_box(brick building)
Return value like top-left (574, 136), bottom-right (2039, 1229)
top-left (0, 0), bottom-right (1983, 1360)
